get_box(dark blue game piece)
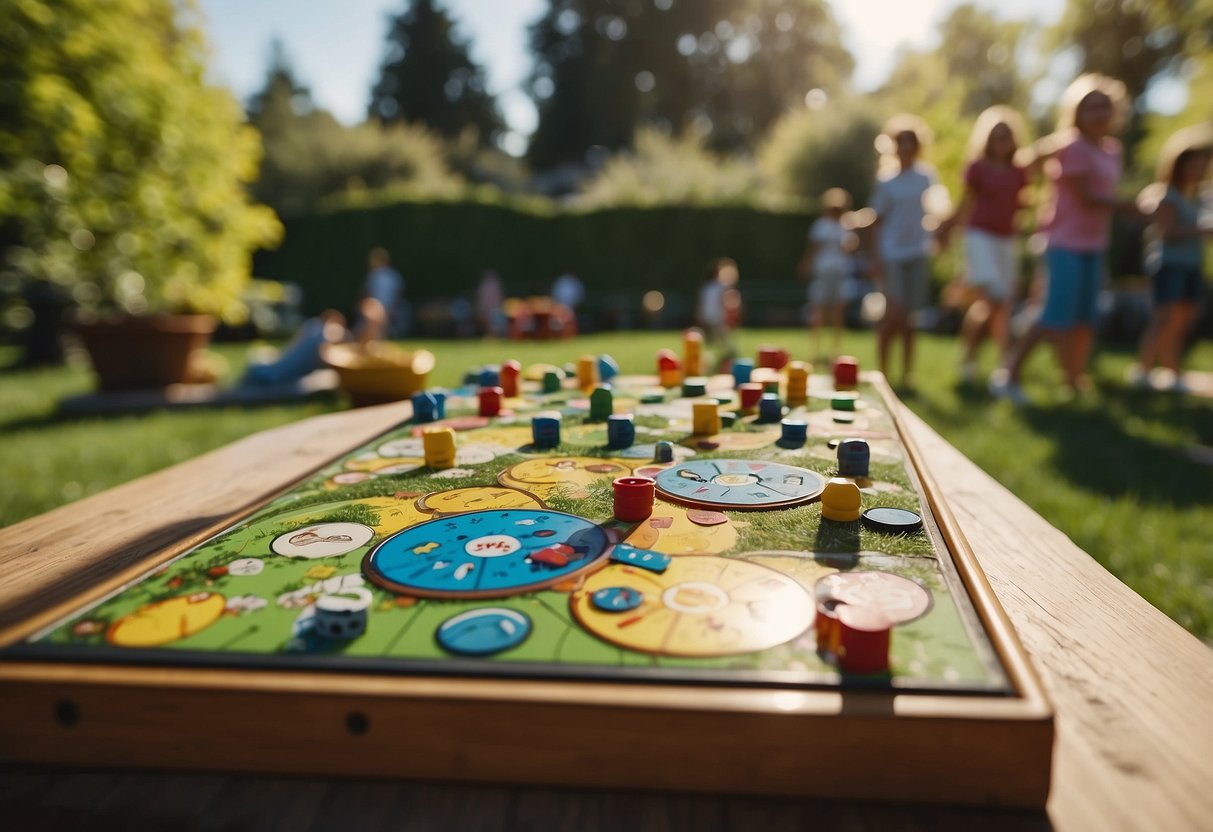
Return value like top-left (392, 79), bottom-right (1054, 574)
top-left (436, 607), bottom-right (532, 656)
top-left (609, 544), bottom-right (671, 573)
top-left (597, 354), bottom-right (620, 383)
top-left (591, 586), bottom-right (644, 612)
top-left (780, 419), bottom-right (808, 447)
top-left (731, 358), bottom-right (753, 386)
top-left (412, 391), bottom-right (438, 424)
top-left (478, 366), bottom-right (500, 388)
top-left (654, 440), bottom-right (675, 463)
top-left (607, 414), bottom-right (635, 449)
top-left (758, 393), bottom-right (783, 423)
top-left (838, 438), bottom-right (871, 478)
top-left (532, 413), bottom-right (562, 449)
top-left (681, 377), bottom-right (708, 398)
top-left (861, 507), bottom-right (923, 534)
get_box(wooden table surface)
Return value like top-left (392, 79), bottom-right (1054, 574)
top-left (1, 401), bottom-right (1210, 831)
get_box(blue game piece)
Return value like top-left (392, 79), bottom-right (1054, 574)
top-left (436, 607), bottom-right (532, 656)
top-left (597, 354), bottom-right (620, 383)
top-left (838, 438), bottom-right (871, 478)
top-left (607, 413), bottom-right (636, 449)
top-left (462, 368), bottom-right (482, 386)
top-left (654, 440), bottom-right (675, 463)
top-left (609, 544), bottom-right (671, 573)
top-left (478, 366), bottom-right (500, 388)
top-left (532, 413), bottom-right (562, 449)
top-left (591, 586), bottom-right (644, 612)
top-left (731, 358), bottom-right (753, 386)
top-left (432, 391), bottom-right (447, 419)
top-left (780, 418), bottom-right (807, 447)
top-left (759, 392), bottom-right (783, 423)
top-left (412, 391), bottom-right (438, 423)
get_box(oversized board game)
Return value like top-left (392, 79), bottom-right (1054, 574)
top-left (0, 351), bottom-right (1053, 807)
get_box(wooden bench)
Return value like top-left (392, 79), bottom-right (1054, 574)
top-left (1, 401), bottom-right (1209, 829)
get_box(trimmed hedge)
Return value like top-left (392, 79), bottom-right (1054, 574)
top-left (252, 199), bottom-right (816, 329)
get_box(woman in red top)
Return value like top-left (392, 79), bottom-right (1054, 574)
top-left (939, 106), bottom-right (1032, 384)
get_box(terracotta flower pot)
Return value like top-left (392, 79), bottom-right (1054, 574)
top-left (76, 314), bottom-right (217, 391)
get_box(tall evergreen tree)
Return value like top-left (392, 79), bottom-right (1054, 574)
top-left (368, 0), bottom-right (503, 144)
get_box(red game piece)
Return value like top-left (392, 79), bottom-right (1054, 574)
top-left (836, 604), bottom-right (892, 675)
top-left (738, 382), bottom-right (763, 412)
top-left (530, 545), bottom-right (572, 567)
top-left (757, 345), bottom-right (790, 370)
top-left (656, 349), bottom-right (682, 388)
top-left (834, 355), bottom-right (859, 390)
top-left (613, 476), bottom-right (656, 522)
top-left (500, 360), bottom-right (521, 397)
top-left (478, 386), bottom-right (504, 417)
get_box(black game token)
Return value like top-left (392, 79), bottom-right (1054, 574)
top-left (861, 507), bottom-right (923, 534)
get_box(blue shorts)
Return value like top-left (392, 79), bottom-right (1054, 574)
top-left (1040, 248), bottom-right (1103, 328)
top-left (1151, 264), bottom-right (1204, 305)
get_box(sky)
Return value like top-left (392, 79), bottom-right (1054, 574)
top-left (197, 0), bottom-right (1177, 151)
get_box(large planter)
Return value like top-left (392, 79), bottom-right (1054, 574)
top-left (76, 314), bottom-right (217, 391)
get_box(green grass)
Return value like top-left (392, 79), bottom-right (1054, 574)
top-left (2, 328), bottom-right (1211, 641)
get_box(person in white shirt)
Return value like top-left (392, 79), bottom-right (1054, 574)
top-left (801, 188), bottom-right (857, 359)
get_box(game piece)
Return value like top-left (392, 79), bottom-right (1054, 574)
top-left (606, 413), bottom-right (635, 449)
top-left (837, 438), bottom-right (871, 478)
top-left (613, 475), bottom-right (656, 522)
top-left (499, 360), bottom-right (521, 397)
top-left (656, 349), bottom-right (682, 388)
top-left (313, 590), bottom-right (371, 640)
top-left (861, 507), bottom-right (923, 534)
top-left (692, 400), bottom-right (721, 436)
top-left (683, 328), bottom-right (705, 377)
top-left (681, 377), bottom-right (708, 398)
top-left (531, 412), bottom-right (562, 449)
top-left (609, 543), bottom-right (670, 573)
top-left (831, 392), bottom-right (858, 411)
top-left (820, 477), bottom-right (862, 521)
top-left (832, 413), bottom-right (855, 424)
top-left (696, 440), bottom-right (719, 450)
top-left (834, 355), bottom-right (859, 390)
top-left (597, 354), bottom-right (620, 382)
top-left (762, 379), bottom-right (780, 394)
top-left (780, 419), bottom-right (807, 447)
top-left (720, 411), bottom-right (737, 428)
top-left (412, 391), bottom-right (439, 424)
top-left (738, 382), bottom-right (763, 413)
top-left (590, 586), bottom-right (644, 613)
top-left (530, 545), bottom-right (573, 567)
top-left (432, 391), bottom-right (447, 419)
top-left (757, 345), bottom-right (790, 370)
top-left (758, 393), bottom-right (783, 423)
top-left (589, 385), bottom-right (614, 421)
top-left (653, 441), bottom-right (675, 463)
top-left (478, 386), bottom-right (503, 418)
top-left (542, 370), bottom-right (563, 394)
top-left (577, 355), bottom-right (598, 391)
top-left (422, 426), bottom-right (457, 469)
top-left (836, 604), bottom-right (892, 675)
top-left (436, 607), bottom-right (532, 656)
top-left (655, 459), bottom-right (826, 510)
top-left (462, 368), bottom-right (482, 386)
top-left (786, 361), bottom-right (809, 406)
top-left (815, 598), bottom-right (843, 654)
top-left (639, 392), bottom-right (664, 404)
top-left (478, 367), bottom-right (500, 388)
top-left (731, 358), bottom-right (753, 386)
top-left (686, 509), bottom-right (728, 526)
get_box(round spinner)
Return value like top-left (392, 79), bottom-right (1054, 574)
top-left (654, 459), bottom-right (826, 510)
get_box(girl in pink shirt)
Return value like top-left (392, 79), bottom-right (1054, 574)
top-left (939, 106), bottom-right (1032, 383)
top-left (991, 75), bottom-right (1137, 404)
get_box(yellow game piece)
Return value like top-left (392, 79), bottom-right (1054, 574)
top-left (820, 477), bottom-right (862, 522)
top-left (786, 361), bottom-right (810, 406)
top-left (422, 426), bottom-right (457, 469)
top-left (577, 354), bottom-right (598, 392)
top-left (683, 329), bottom-right (704, 377)
top-left (692, 399), bottom-right (721, 436)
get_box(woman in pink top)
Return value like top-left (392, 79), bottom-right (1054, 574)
top-left (939, 106), bottom-right (1032, 383)
top-left (991, 74), bottom-right (1137, 404)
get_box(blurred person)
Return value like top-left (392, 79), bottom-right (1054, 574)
top-left (697, 257), bottom-right (740, 371)
top-left (991, 74), bottom-right (1137, 404)
top-left (869, 114), bottom-right (942, 389)
top-left (938, 106), bottom-right (1035, 384)
top-left (475, 269), bottom-right (507, 337)
top-left (241, 309), bottom-right (347, 387)
top-left (356, 246), bottom-right (404, 343)
top-left (1130, 124), bottom-right (1213, 393)
top-left (551, 271), bottom-right (585, 330)
top-left (801, 188), bottom-right (858, 360)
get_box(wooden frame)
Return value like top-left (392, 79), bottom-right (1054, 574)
top-left (0, 375), bottom-right (1052, 808)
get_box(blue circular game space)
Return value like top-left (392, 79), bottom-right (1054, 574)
top-left (654, 459), bottom-right (826, 510)
top-left (364, 509), bottom-right (610, 598)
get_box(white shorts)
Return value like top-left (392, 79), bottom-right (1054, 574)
top-left (964, 228), bottom-right (1018, 302)
top-left (810, 267), bottom-right (856, 307)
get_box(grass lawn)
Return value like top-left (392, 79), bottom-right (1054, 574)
top-left (2, 328), bottom-right (1211, 641)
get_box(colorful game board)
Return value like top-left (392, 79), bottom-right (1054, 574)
top-left (0, 360), bottom-right (1053, 806)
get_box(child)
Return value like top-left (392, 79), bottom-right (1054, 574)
top-left (938, 106), bottom-right (1033, 383)
top-left (697, 257), bottom-right (741, 371)
top-left (801, 188), bottom-right (857, 360)
top-left (1130, 124), bottom-right (1213, 392)
top-left (991, 74), bottom-right (1135, 404)
top-left (869, 114), bottom-right (941, 388)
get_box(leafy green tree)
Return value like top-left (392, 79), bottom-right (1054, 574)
top-left (368, 0), bottom-right (503, 144)
top-left (0, 0), bottom-right (281, 324)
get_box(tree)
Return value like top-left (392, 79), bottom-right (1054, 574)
top-left (0, 0), bottom-right (281, 331)
top-left (368, 0), bottom-right (503, 145)
top-left (526, 0), bottom-right (853, 169)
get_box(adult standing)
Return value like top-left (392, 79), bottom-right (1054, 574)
top-left (357, 246), bottom-right (404, 343)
